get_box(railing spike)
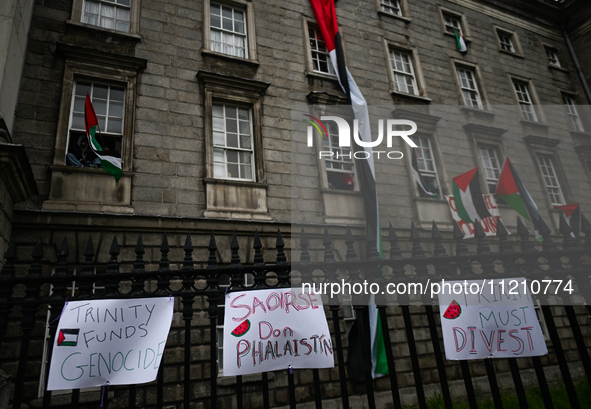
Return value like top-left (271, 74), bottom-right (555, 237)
top-left (322, 228), bottom-right (335, 262)
top-left (581, 213), bottom-right (591, 250)
top-left (453, 222), bottom-right (469, 256)
top-left (1, 241), bottom-right (16, 278)
top-left (32, 238), bottom-right (44, 260)
top-left (559, 213), bottom-right (576, 249)
top-left (58, 237), bottom-right (69, 257)
top-left (253, 229), bottom-right (264, 266)
top-left (539, 216), bottom-right (558, 252)
top-left (84, 235), bottom-right (94, 258)
top-left (474, 220), bottom-right (491, 255)
top-left (432, 221), bottom-right (447, 257)
top-left (299, 228), bottom-right (310, 263)
top-left (207, 231), bottom-right (218, 268)
top-left (231, 231), bottom-right (241, 266)
top-left (516, 218), bottom-right (535, 252)
top-left (182, 232), bottom-right (194, 270)
top-left (345, 227), bottom-right (358, 261)
top-left (410, 222), bottom-right (425, 258)
top-left (388, 223), bottom-right (402, 260)
top-left (159, 233), bottom-right (170, 271)
top-left (109, 235), bottom-right (119, 257)
top-left (496, 218), bottom-right (513, 253)
top-left (134, 234), bottom-right (145, 270)
top-left (275, 229), bottom-right (287, 265)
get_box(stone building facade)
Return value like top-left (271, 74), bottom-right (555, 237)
top-left (1, 0), bottom-right (591, 406)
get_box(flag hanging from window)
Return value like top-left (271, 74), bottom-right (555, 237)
top-left (84, 94), bottom-right (123, 181)
top-left (308, 0), bottom-right (387, 379)
top-left (554, 203), bottom-right (580, 238)
top-left (495, 157), bottom-right (541, 239)
top-left (454, 29), bottom-right (467, 53)
top-left (411, 148), bottom-right (440, 200)
top-left (452, 167), bottom-right (492, 223)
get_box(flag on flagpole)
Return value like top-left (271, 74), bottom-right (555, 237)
top-left (452, 167), bottom-right (492, 223)
top-left (554, 203), bottom-right (580, 237)
top-left (411, 148), bottom-right (441, 200)
top-left (454, 30), bottom-right (467, 53)
top-left (495, 157), bottom-right (541, 239)
top-left (308, 0), bottom-right (386, 379)
top-left (85, 94), bottom-right (123, 181)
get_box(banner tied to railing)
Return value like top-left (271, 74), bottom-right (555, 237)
top-left (439, 278), bottom-right (548, 360)
top-left (47, 298), bottom-right (174, 390)
top-left (223, 288), bottom-right (334, 376)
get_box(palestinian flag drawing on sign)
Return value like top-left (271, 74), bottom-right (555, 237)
top-left (308, 0), bottom-right (387, 379)
top-left (85, 94), bottom-right (123, 181)
top-left (57, 329), bottom-right (80, 347)
top-left (554, 203), bottom-right (580, 238)
top-left (495, 157), bottom-right (541, 239)
top-left (452, 167), bottom-right (492, 223)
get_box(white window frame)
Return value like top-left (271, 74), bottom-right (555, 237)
top-left (513, 81), bottom-right (538, 122)
top-left (563, 95), bottom-right (584, 132)
top-left (203, 0), bottom-right (257, 62)
top-left (70, 0), bottom-right (140, 35)
top-left (537, 155), bottom-right (565, 206)
top-left (545, 47), bottom-right (561, 67)
top-left (212, 103), bottom-right (255, 181)
top-left (67, 80), bottom-right (126, 164)
top-left (478, 145), bottom-right (502, 194)
top-left (210, 2), bottom-right (248, 59)
top-left (308, 26), bottom-right (336, 76)
top-left (457, 67), bottom-right (483, 109)
top-left (495, 27), bottom-right (523, 56)
top-left (390, 49), bottom-right (418, 96)
top-left (81, 0), bottom-right (131, 33)
top-left (498, 32), bottom-right (514, 52)
top-left (444, 13), bottom-right (462, 35)
top-left (322, 121), bottom-right (358, 191)
top-left (379, 0), bottom-right (402, 16)
top-left (413, 136), bottom-right (442, 197)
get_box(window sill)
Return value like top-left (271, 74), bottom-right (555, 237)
top-left (65, 20), bottom-right (142, 42)
top-left (306, 71), bottom-right (339, 83)
top-left (520, 120), bottom-right (549, 135)
top-left (498, 49), bottom-right (524, 58)
top-left (44, 165), bottom-right (134, 213)
top-left (201, 49), bottom-right (260, 67)
top-left (377, 10), bottom-right (411, 23)
top-left (569, 130), bottom-right (591, 139)
top-left (203, 178), bottom-right (271, 220)
top-left (320, 189), bottom-right (365, 225)
top-left (548, 64), bottom-right (569, 73)
top-left (461, 106), bottom-right (494, 122)
top-left (390, 90), bottom-right (431, 103)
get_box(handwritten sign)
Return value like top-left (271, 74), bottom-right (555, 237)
top-left (439, 278), bottom-right (547, 360)
top-left (47, 298), bottom-right (174, 390)
top-left (445, 194), bottom-right (503, 239)
top-left (223, 288), bottom-right (334, 376)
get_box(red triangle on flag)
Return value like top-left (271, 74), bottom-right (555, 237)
top-left (554, 203), bottom-right (579, 218)
top-left (57, 330), bottom-right (65, 346)
top-left (496, 158), bottom-right (519, 195)
top-left (452, 167), bottom-right (479, 192)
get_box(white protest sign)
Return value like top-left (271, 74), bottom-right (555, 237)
top-left (223, 288), bottom-right (334, 376)
top-left (445, 194), bottom-right (503, 239)
top-left (439, 278), bottom-right (547, 360)
top-left (48, 298), bottom-right (174, 390)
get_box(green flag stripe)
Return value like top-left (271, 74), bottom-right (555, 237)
top-left (374, 311), bottom-right (388, 374)
top-left (498, 193), bottom-right (531, 222)
top-left (88, 126), bottom-right (103, 152)
top-left (453, 182), bottom-right (472, 223)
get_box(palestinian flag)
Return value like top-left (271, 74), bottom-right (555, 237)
top-left (554, 203), bottom-right (580, 237)
top-left (496, 157), bottom-right (541, 238)
top-left (85, 94), bottom-right (123, 181)
top-left (452, 167), bottom-right (492, 223)
top-left (309, 0), bottom-right (386, 379)
top-left (57, 329), bottom-right (79, 347)
top-left (454, 30), bottom-right (467, 53)
top-left (411, 148), bottom-right (440, 200)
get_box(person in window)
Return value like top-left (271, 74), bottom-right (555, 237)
top-left (66, 135), bottom-right (101, 168)
top-left (328, 173), bottom-right (355, 191)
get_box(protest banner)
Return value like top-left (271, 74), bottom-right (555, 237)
top-left (47, 298), bottom-right (174, 390)
top-left (439, 278), bottom-right (547, 360)
top-left (445, 194), bottom-right (502, 239)
top-left (223, 288), bottom-right (334, 376)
